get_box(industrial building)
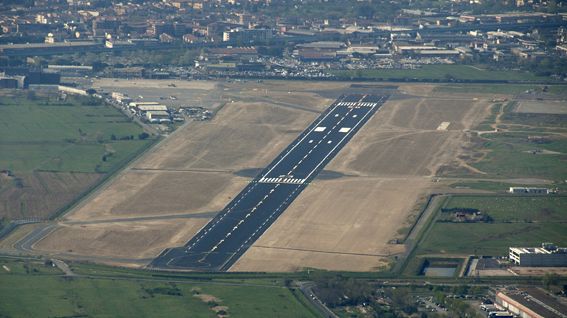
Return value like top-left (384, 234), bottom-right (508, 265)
top-left (509, 243), bottom-right (567, 267)
top-left (508, 187), bottom-right (552, 194)
top-left (495, 288), bottom-right (567, 318)
top-left (0, 75), bottom-right (25, 89)
top-left (146, 110), bottom-right (171, 123)
top-left (222, 28), bottom-right (273, 44)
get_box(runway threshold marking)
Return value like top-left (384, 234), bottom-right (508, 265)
top-left (260, 100), bottom-right (343, 179)
top-left (303, 96), bottom-right (381, 182)
top-left (157, 94), bottom-right (389, 271)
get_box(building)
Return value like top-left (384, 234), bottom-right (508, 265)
top-left (111, 67), bottom-right (145, 78)
top-left (508, 187), bottom-right (552, 194)
top-left (146, 110), bottom-right (171, 123)
top-left (0, 75), bottom-right (25, 89)
top-left (509, 243), bottom-right (567, 267)
top-left (137, 105), bottom-right (169, 112)
top-left (129, 101), bottom-right (161, 108)
top-left (148, 22), bottom-right (174, 37)
top-left (495, 288), bottom-right (567, 318)
top-left (0, 41), bottom-right (102, 57)
top-left (222, 28), bottom-right (273, 44)
top-left (92, 19), bottom-right (121, 37)
top-left (111, 92), bottom-right (132, 104)
top-left (24, 71), bottom-right (61, 87)
top-left (47, 65), bottom-right (93, 76)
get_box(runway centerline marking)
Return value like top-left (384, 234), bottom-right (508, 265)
top-left (151, 94), bottom-right (389, 271)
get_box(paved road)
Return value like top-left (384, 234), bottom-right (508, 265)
top-left (13, 223), bottom-right (57, 253)
top-left (298, 282), bottom-right (339, 318)
top-left (51, 259), bottom-right (76, 276)
top-left (151, 94), bottom-right (388, 271)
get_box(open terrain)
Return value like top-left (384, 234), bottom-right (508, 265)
top-left (0, 93), bottom-right (153, 220)
top-left (4, 81), bottom-right (496, 271)
top-left (439, 89), bottom-right (567, 184)
top-left (0, 257), bottom-right (318, 318)
top-left (24, 80), bottom-right (330, 264)
top-left (330, 64), bottom-right (549, 82)
top-left (232, 84), bottom-right (491, 271)
top-left (415, 195), bottom-right (567, 257)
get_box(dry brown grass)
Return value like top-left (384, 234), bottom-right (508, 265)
top-left (29, 81), bottom-right (493, 271)
top-left (231, 177), bottom-right (425, 272)
top-left (232, 90), bottom-right (492, 272)
top-left (0, 172), bottom-right (102, 219)
top-left (34, 218), bottom-right (208, 259)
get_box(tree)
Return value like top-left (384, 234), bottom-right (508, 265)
top-left (138, 132), bottom-right (150, 140)
top-left (543, 273), bottom-right (560, 290)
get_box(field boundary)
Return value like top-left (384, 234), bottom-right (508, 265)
top-left (50, 136), bottom-right (161, 220)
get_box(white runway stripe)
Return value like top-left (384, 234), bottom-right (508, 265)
top-left (259, 177), bottom-right (305, 184)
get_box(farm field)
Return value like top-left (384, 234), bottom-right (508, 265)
top-left (0, 258), bottom-right (318, 318)
top-left (415, 195), bottom-right (567, 257)
top-left (0, 93), bottom-right (154, 220)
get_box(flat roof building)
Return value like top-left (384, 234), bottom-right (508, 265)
top-left (509, 243), bottom-right (567, 267)
top-left (137, 105), bottom-right (169, 112)
top-left (496, 287), bottom-right (567, 318)
top-left (509, 187), bottom-right (552, 194)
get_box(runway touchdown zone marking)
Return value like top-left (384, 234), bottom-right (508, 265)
top-left (151, 94), bottom-right (389, 271)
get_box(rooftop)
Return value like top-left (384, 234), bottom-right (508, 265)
top-left (498, 288), bottom-right (567, 318)
top-left (510, 243), bottom-right (567, 255)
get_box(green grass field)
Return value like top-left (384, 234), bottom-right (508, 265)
top-left (330, 65), bottom-right (548, 82)
top-left (434, 84), bottom-right (567, 95)
top-left (0, 94), bottom-right (152, 174)
top-left (0, 259), bottom-right (320, 318)
top-left (471, 132), bottom-right (567, 180)
top-left (415, 196), bottom-right (567, 256)
top-left (450, 181), bottom-right (567, 192)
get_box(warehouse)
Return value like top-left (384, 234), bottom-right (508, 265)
top-left (508, 187), bottom-right (552, 194)
top-left (495, 288), bottom-right (567, 318)
top-left (509, 243), bottom-right (567, 267)
top-left (146, 110), bottom-right (171, 123)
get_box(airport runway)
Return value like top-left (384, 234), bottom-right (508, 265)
top-left (151, 94), bottom-right (389, 271)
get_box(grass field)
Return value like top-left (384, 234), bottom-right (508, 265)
top-left (330, 65), bottom-right (548, 82)
top-left (434, 83), bottom-right (567, 95)
top-left (0, 258), bottom-right (320, 318)
top-left (442, 97), bottom-right (567, 181)
top-left (450, 180), bottom-right (567, 192)
top-left (0, 94), bottom-right (151, 173)
top-left (470, 132), bottom-right (567, 180)
top-left (0, 93), bottom-right (156, 219)
top-left (415, 195), bottom-right (567, 256)
top-left (475, 103), bottom-right (501, 131)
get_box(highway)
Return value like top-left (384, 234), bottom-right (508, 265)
top-left (151, 94), bottom-right (388, 271)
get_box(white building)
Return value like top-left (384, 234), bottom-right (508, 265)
top-left (509, 243), bottom-right (567, 267)
top-left (508, 187), bottom-right (552, 194)
top-left (137, 105), bottom-right (168, 112)
top-left (146, 110), bottom-right (171, 123)
top-left (223, 28), bottom-right (273, 43)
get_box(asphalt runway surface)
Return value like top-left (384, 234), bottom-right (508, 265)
top-left (151, 94), bottom-right (389, 271)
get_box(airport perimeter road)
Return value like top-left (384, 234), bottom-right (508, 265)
top-left (151, 94), bottom-right (389, 271)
